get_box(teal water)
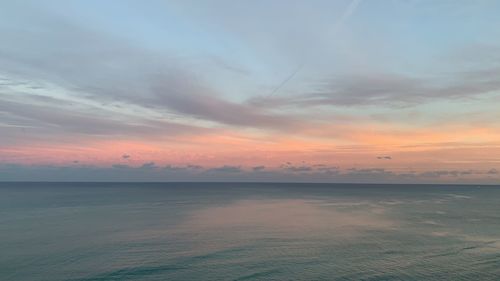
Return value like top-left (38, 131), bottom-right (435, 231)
top-left (1, 183), bottom-right (499, 280)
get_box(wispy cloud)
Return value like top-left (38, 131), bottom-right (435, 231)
top-left (252, 67), bottom-right (500, 108)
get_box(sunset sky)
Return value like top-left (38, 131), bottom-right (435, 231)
top-left (1, 0), bottom-right (500, 183)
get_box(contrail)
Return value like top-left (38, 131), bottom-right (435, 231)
top-left (333, 0), bottom-right (362, 33)
top-left (268, 0), bottom-right (362, 97)
top-left (268, 62), bottom-right (304, 96)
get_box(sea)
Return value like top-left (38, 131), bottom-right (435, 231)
top-left (1, 182), bottom-right (499, 280)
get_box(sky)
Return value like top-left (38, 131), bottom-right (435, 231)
top-left (1, 0), bottom-right (500, 183)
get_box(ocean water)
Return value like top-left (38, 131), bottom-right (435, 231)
top-left (1, 183), bottom-right (499, 280)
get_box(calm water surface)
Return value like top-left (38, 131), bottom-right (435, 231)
top-left (1, 182), bottom-right (499, 280)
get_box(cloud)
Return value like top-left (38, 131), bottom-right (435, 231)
top-left (163, 165), bottom-right (187, 172)
top-left (207, 165), bottom-right (243, 173)
top-left (250, 66), bottom-right (500, 108)
top-left (0, 11), bottom-right (298, 135)
top-left (419, 170), bottom-right (474, 178)
top-left (0, 92), bottom-right (211, 146)
top-left (278, 163), bottom-right (340, 175)
top-left (412, 168), bottom-right (500, 179)
top-left (313, 164), bottom-right (340, 175)
top-left (281, 163), bottom-right (313, 172)
top-left (186, 164), bottom-right (203, 170)
top-left (140, 162), bottom-right (158, 169)
top-left (377, 156), bottom-right (392, 160)
top-left (252, 165), bottom-right (266, 172)
top-left (163, 164), bottom-right (204, 172)
top-left (487, 168), bottom-right (498, 174)
top-left (150, 79), bottom-right (297, 129)
top-left (0, 163), bottom-right (498, 183)
top-left (347, 168), bottom-right (388, 174)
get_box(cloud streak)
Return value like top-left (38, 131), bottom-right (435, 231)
top-left (252, 67), bottom-right (500, 108)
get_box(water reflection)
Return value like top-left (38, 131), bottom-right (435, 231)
top-left (182, 199), bottom-right (395, 237)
